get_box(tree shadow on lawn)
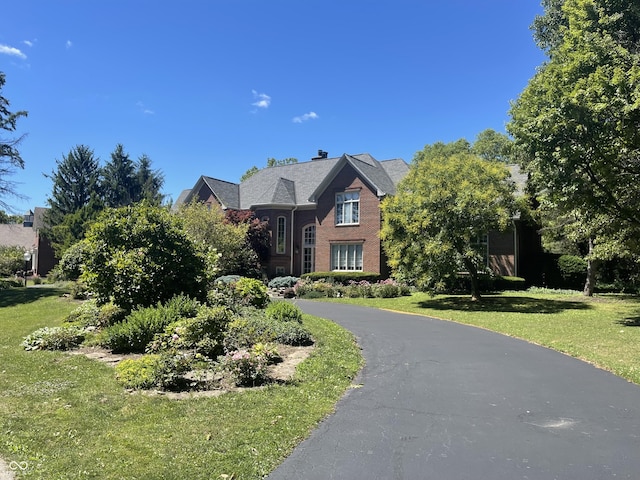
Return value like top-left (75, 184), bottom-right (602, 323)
top-left (415, 295), bottom-right (592, 315)
top-left (0, 286), bottom-right (69, 308)
top-left (617, 315), bottom-right (640, 327)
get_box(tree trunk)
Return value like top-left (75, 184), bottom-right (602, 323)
top-left (583, 237), bottom-right (598, 297)
top-left (463, 259), bottom-right (482, 301)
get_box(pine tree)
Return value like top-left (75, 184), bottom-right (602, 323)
top-left (134, 154), bottom-right (165, 205)
top-left (44, 145), bottom-right (102, 254)
top-left (102, 144), bottom-right (136, 208)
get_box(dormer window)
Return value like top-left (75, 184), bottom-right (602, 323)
top-left (335, 191), bottom-right (359, 225)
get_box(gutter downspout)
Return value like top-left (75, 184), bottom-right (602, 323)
top-left (290, 206), bottom-right (298, 275)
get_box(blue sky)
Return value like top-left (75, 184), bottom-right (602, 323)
top-left (1, 0), bottom-right (545, 214)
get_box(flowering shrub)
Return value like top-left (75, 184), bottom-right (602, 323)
top-left (221, 349), bottom-right (269, 386)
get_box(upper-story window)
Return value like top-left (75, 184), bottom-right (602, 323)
top-left (335, 191), bottom-right (360, 225)
top-left (276, 216), bottom-right (286, 254)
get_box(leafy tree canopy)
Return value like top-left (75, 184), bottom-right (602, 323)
top-left (0, 72), bottom-right (28, 210)
top-left (179, 201), bottom-right (260, 278)
top-left (509, 0), bottom-right (640, 293)
top-left (381, 147), bottom-right (515, 301)
top-left (509, 0), bottom-right (640, 230)
top-left (472, 129), bottom-right (514, 163)
top-left (81, 204), bottom-right (208, 311)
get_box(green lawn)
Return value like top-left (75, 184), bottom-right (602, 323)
top-left (0, 287), bottom-right (362, 479)
top-left (319, 290), bottom-right (640, 385)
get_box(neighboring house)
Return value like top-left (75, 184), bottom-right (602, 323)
top-left (177, 151), bottom-right (542, 281)
top-left (0, 208), bottom-right (57, 277)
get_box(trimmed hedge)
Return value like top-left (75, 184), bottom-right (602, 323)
top-left (301, 271), bottom-right (381, 284)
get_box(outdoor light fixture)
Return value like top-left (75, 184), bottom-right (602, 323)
top-left (23, 251), bottom-right (32, 287)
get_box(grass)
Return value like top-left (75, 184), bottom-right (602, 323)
top-left (0, 287), bottom-right (362, 479)
top-left (317, 290), bottom-right (640, 385)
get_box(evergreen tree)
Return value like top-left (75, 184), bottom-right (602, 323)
top-left (102, 144), bottom-right (136, 207)
top-left (0, 72), bottom-right (28, 209)
top-left (44, 145), bottom-right (102, 255)
top-left (134, 154), bottom-right (165, 205)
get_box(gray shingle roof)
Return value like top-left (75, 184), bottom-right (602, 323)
top-left (179, 153), bottom-right (409, 210)
top-left (202, 177), bottom-right (240, 209)
top-left (0, 224), bottom-right (36, 250)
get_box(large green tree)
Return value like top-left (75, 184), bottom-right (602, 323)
top-left (81, 204), bottom-right (208, 310)
top-left (44, 145), bottom-right (103, 255)
top-left (381, 148), bottom-right (515, 301)
top-left (134, 153), bottom-right (165, 205)
top-left (0, 72), bottom-right (28, 209)
top-left (508, 0), bottom-right (640, 294)
top-left (472, 129), bottom-right (514, 163)
top-left (102, 144), bottom-right (136, 208)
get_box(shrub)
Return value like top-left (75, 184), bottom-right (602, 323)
top-left (147, 306), bottom-right (233, 358)
top-left (224, 312), bottom-right (313, 352)
top-left (0, 278), bottom-right (25, 289)
top-left (0, 245), bottom-right (25, 277)
top-left (64, 300), bottom-right (101, 327)
top-left (220, 349), bottom-right (269, 386)
top-left (268, 276), bottom-right (299, 289)
top-left (215, 275), bottom-right (241, 285)
top-left (101, 295), bottom-right (201, 353)
top-left (22, 326), bottom-right (85, 351)
top-left (115, 355), bottom-right (161, 389)
top-left (301, 271), bottom-right (381, 284)
top-left (265, 301), bottom-right (303, 323)
top-left (558, 255), bottom-right (587, 289)
top-left (234, 277), bottom-right (269, 308)
top-left (81, 204), bottom-right (208, 311)
top-left (57, 241), bottom-right (87, 281)
top-left (374, 282), bottom-right (401, 298)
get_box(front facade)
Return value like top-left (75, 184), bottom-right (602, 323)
top-left (177, 152), bottom-right (539, 280)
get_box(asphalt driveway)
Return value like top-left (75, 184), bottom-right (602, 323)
top-left (268, 300), bottom-right (640, 480)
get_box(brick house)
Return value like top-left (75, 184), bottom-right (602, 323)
top-left (0, 208), bottom-right (57, 276)
top-left (177, 151), bottom-right (541, 280)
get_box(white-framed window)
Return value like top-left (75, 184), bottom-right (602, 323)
top-left (302, 224), bottom-right (316, 274)
top-left (331, 244), bottom-right (363, 271)
top-left (335, 191), bottom-right (360, 225)
top-left (276, 216), bottom-right (286, 254)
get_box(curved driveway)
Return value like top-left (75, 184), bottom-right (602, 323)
top-left (268, 300), bottom-right (640, 480)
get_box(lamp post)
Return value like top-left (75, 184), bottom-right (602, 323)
top-left (23, 251), bottom-right (32, 287)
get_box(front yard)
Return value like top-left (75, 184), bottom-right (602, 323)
top-left (0, 287), bottom-right (362, 479)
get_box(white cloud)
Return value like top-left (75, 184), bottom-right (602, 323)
top-left (66, 40), bottom-right (73, 49)
top-left (0, 44), bottom-right (27, 59)
top-left (23, 40), bottom-right (35, 48)
top-left (136, 101), bottom-right (155, 115)
top-left (293, 112), bottom-right (319, 123)
top-left (251, 90), bottom-right (271, 109)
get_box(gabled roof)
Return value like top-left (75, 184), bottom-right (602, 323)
top-left (239, 157), bottom-right (339, 209)
top-left (180, 176), bottom-right (240, 209)
top-left (308, 153), bottom-right (406, 202)
top-left (178, 153), bottom-right (409, 211)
